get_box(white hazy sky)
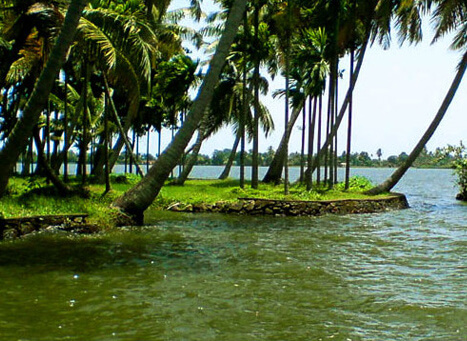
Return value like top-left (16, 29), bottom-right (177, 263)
top-left (160, 1), bottom-right (467, 159)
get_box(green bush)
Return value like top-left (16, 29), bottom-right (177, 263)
top-left (335, 176), bottom-right (373, 191)
top-left (444, 143), bottom-right (467, 198)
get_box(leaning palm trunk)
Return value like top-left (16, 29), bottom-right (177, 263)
top-left (0, 0), bottom-right (88, 197)
top-left (262, 105), bottom-right (302, 183)
top-left (104, 74), bottom-right (143, 177)
top-left (366, 51), bottom-right (467, 195)
top-left (173, 130), bottom-right (205, 185)
top-left (112, 0), bottom-right (247, 224)
top-left (33, 127), bottom-right (74, 196)
top-left (92, 73), bottom-right (143, 180)
top-left (219, 131), bottom-right (241, 180)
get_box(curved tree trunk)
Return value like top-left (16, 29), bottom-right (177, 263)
top-left (366, 51), bottom-right (467, 195)
top-left (173, 130), bottom-right (205, 185)
top-left (33, 127), bottom-right (74, 196)
top-left (219, 131), bottom-right (241, 180)
top-left (262, 105), bottom-right (302, 183)
top-left (93, 72), bottom-right (143, 181)
top-left (0, 0), bottom-right (88, 197)
top-left (111, 0), bottom-right (247, 224)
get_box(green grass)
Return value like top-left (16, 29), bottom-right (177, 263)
top-left (0, 175), bottom-right (389, 226)
top-left (0, 176), bottom-right (138, 228)
top-left (153, 176), bottom-right (389, 208)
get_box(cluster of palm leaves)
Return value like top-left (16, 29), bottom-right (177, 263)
top-left (0, 0), bottom-right (466, 221)
top-left (0, 0), bottom-right (202, 193)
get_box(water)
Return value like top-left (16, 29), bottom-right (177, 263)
top-left (1, 168), bottom-right (466, 340)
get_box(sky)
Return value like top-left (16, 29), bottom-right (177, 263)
top-left (160, 1), bottom-right (467, 160)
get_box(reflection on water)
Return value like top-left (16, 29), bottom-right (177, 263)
top-left (1, 168), bottom-right (466, 340)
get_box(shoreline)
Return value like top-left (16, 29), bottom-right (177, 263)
top-left (166, 193), bottom-right (409, 217)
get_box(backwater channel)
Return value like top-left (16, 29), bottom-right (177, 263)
top-left (0, 167), bottom-right (466, 340)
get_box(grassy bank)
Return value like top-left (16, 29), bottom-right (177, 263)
top-left (0, 175), bottom-right (387, 227)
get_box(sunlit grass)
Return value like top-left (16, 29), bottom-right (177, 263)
top-left (154, 176), bottom-right (389, 208)
top-left (0, 175), bottom-right (390, 224)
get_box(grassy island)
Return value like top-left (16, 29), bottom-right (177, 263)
top-left (0, 175), bottom-right (407, 237)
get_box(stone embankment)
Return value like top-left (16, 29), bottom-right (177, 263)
top-left (167, 193), bottom-right (409, 216)
top-left (0, 213), bottom-right (97, 240)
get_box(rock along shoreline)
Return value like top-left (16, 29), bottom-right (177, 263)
top-left (167, 193), bottom-right (409, 217)
top-left (0, 214), bottom-right (99, 241)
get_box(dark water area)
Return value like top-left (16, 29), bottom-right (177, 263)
top-left (0, 168), bottom-right (466, 340)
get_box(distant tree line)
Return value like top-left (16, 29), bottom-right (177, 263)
top-left (193, 146), bottom-right (455, 169)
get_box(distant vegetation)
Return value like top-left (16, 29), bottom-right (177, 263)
top-left (190, 146), bottom-right (455, 169)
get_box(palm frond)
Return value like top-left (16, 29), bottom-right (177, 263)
top-left (5, 49), bottom-right (39, 85)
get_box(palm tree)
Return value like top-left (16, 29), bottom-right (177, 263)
top-left (77, 3), bottom-right (160, 180)
top-left (112, 0), bottom-right (248, 224)
top-left (367, 51), bottom-right (467, 194)
top-left (366, 0), bottom-right (467, 194)
top-left (0, 0), bottom-right (88, 197)
top-left (217, 67), bottom-right (274, 180)
top-left (263, 27), bottom-right (328, 184)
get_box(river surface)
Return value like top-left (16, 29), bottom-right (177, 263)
top-left (1, 167), bottom-right (466, 340)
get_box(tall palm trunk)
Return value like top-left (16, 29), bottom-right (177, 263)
top-left (112, 0), bottom-right (248, 223)
top-left (251, 4), bottom-right (260, 189)
top-left (345, 49), bottom-right (354, 190)
top-left (219, 130), bottom-right (241, 180)
top-left (299, 103), bottom-right (306, 183)
top-left (326, 68), bottom-right (335, 187)
top-left (79, 63), bottom-right (90, 183)
top-left (262, 105), bottom-right (302, 183)
top-left (316, 95), bottom-right (322, 185)
top-left (283, 0), bottom-right (291, 195)
top-left (366, 51), bottom-right (467, 195)
top-left (22, 142), bottom-right (32, 176)
top-left (240, 10), bottom-right (248, 189)
top-left (333, 61), bottom-right (339, 184)
top-left (104, 91), bottom-right (111, 193)
top-left (63, 72), bottom-right (69, 182)
top-left (51, 87), bottom-right (84, 174)
top-left (0, 0), bottom-right (87, 197)
top-left (146, 126), bottom-right (150, 173)
top-left (306, 96), bottom-right (317, 190)
top-left (308, 35), bottom-right (368, 176)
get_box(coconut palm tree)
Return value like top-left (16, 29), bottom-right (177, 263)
top-left (366, 0), bottom-right (467, 194)
top-left (0, 0), bottom-right (88, 197)
top-left (217, 65), bottom-right (274, 180)
top-left (263, 26), bottom-right (328, 184)
top-left (112, 0), bottom-right (248, 224)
